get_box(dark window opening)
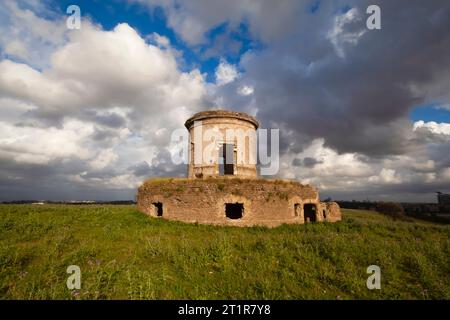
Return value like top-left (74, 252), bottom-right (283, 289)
top-left (304, 204), bottom-right (316, 222)
top-left (323, 210), bottom-right (327, 219)
top-left (152, 202), bottom-right (163, 217)
top-left (294, 203), bottom-right (301, 217)
top-left (219, 144), bottom-right (234, 175)
top-left (225, 203), bottom-right (243, 219)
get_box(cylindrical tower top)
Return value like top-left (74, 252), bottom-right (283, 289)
top-left (185, 109), bottom-right (259, 179)
top-left (185, 110), bottom-right (259, 131)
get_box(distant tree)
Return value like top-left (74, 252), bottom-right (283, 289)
top-left (376, 202), bottom-right (405, 220)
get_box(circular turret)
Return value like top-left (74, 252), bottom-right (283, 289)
top-left (185, 109), bottom-right (259, 179)
top-left (184, 110), bottom-right (259, 130)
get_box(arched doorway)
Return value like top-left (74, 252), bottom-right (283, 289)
top-left (303, 204), bottom-right (317, 222)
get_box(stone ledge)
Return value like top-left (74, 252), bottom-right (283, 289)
top-left (184, 109), bottom-right (259, 129)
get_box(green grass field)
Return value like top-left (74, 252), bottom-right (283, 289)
top-left (0, 205), bottom-right (449, 299)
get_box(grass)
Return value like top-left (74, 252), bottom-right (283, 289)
top-left (0, 205), bottom-right (449, 300)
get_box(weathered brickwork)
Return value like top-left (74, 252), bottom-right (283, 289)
top-left (137, 178), bottom-right (341, 227)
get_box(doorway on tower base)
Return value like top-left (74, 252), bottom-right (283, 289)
top-left (152, 202), bottom-right (163, 217)
top-left (303, 204), bottom-right (316, 222)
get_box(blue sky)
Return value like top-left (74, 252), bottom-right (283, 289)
top-left (410, 104), bottom-right (450, 123)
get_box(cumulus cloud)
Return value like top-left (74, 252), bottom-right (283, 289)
top-left (0, 1), bottom-right (68, 68)
top-left (89, 149), bottom-right (119, 170)
top-left (0, 11), bottom-right (209, 200)
top-left (279, 138), bottom-right (374, 188)
top-left (0, 119), bottom-right (94, 164)
top-left (369, 169), bottom-right (402, 184)
top-left (215, 59), bottom-right (240, 86)
top-left (237, 85), bottom-right (254, 96)
top-left (414, 120), bottom-right (450, 136)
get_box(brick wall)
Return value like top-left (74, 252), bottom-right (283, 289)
top-left (137, 178), bottom-right (342, 227)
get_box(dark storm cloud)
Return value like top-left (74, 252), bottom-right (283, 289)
top-left (326, 178), bottom-right (450, 203)
top-left (0, 156), bottom-right (92, 200)
top-left (303, 157), bottom-right (323, 168)
top-left (201, 31), bottom-right (243, 60)
top-left (127, 151), bottom-right (187, 180)
top-left (0, 153), bottom-right (140, 201)
top-left (427, 141), bottom-right (450, 169)
top-left (91, 112), bottom-right (126, 128)
top-left (229, 0), bottom-right (450, 157)
top-left (292, 158), bottom-right (302, 167)
top-left (204, 1), bottom-right (450, 158)
top-left (91, 128), bottom-right (118, 142)
top-left (129, 161), bottom-right (152, 177)
top-left (292, 157), bottom-right (322, 168)
top-left (146, 149), bottom-right (186, 178)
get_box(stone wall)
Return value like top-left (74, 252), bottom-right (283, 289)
top-left (137, 178), bottom-right (342, 227)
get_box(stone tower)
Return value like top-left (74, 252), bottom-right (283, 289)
top-left (137, 109), bottom-right (342, 227)
top-left (184, 110), bottom-right (259, 179)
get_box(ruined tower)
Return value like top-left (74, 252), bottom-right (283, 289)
top-left (137, 109), bottom-right (342, 227)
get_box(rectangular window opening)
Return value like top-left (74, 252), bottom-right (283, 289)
top-left (294, 203), bottom-right (301, 217)
top-left (219, 144), bottom-right (234, 175)
top-left (152, 202), bottom-right (163, 217)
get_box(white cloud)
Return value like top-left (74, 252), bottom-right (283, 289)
top-left (0, 22), bottom-right (208, 130)
top-left (0, 1), bottom-right (67, 68)
top-left (4, 40), bottom-right (29, 60)
top-left (281, 138), bottom-right (373, 190)
top-left (148, 32), bottom-right (171, 48)
top-left (1, 22), bottom-right (207, 120)
top-left (369, 168), bottom-right (402, 184)
top-left (0, 119), bottom-right (94, 164)
top-left (327, 8), bottom-right (366, 58)
top-left (238, 85), bottom-right (254, 96)
top-left (215, 59), bottom-right (240, 86)
top-left (413, 120), bottom-right (450, 135)
top-left (0, 18), bottom-right (208, 191)
top-left (89, 149), bottom-right (119, 170)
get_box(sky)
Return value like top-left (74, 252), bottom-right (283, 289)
top-left (0, 0), bottom-right (449, 202)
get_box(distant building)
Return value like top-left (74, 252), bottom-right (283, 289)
top-left (437, 192), bottom-right (450, 205)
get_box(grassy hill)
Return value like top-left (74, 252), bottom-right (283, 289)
top-left (0, 205), bottom-right (449, 299)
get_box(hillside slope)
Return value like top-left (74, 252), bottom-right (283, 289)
top-left (0, 205), bottom-right (449, 299)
